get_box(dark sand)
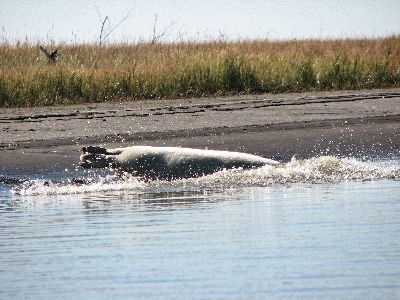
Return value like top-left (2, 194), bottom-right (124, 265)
top-left (1, 88), bottom-right (400, 176)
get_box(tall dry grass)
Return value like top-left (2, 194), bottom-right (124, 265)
top-left (0, 36), bottom-right (399, 107)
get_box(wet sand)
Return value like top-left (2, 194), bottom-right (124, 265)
top-left (1, 88), bottom-right (400, 175)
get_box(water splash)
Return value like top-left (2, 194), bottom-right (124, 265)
top-left (11, 156), bottom-right (400, 196)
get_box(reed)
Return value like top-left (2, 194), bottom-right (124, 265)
top-left (0, 36), bottom-right (399, 107)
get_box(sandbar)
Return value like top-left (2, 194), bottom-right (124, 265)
top-left (1, 88), bottom-right (399, 176)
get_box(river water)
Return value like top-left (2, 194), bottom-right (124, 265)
top-left (1, 156), bottom-right (400, 299)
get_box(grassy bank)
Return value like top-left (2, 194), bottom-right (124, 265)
top-left (0, 36), bottom-right (399, 107)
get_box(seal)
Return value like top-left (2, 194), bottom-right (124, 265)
top-left (80, 146), bottom-right (279, 179)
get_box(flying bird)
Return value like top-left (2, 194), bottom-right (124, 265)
top-left (39, 46), bottom-right (58, 62)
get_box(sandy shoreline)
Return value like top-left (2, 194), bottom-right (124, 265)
top-left (1, 88), bottom-right (400, 176)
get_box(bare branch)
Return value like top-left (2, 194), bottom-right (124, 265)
top-left (151, 14), bottom-right (158, 44)
top-left (102, 8), bottom-right (133, 41)
top-left (99, 16), bottom-right (109, 46)
top-left (98, 8), bottom-right (133, 46)
top-left (150, 14), bottom-right (175, 44)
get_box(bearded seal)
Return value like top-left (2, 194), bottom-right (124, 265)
top-left (80, 145), bottom-right (279, 180)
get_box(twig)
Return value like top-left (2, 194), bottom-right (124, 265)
top-left (97, 8), bottom-right (133, 45)
top-left (150, 13), bottom-right (175, 44)
top-left (99, 16), bottom-right (109, 46)
top-left (102, 9), bottom-right (133, 41)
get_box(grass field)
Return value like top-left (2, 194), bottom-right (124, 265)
top-left (0, 36), bottom-right (399, 107)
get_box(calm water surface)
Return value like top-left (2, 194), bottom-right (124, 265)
top-left (1, 157), bottom-right (400, 299)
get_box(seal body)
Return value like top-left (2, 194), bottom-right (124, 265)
top-left (80, 146), bottom-right (279, 180)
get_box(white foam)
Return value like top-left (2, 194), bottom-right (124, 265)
top-left (12, 156), bottom-right (400, 196)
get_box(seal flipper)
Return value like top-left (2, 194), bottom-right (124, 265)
top-left (82, 146), bottom-right (125, 155)
top-left (82, 146), bottom-right (110, 155)
top-left (79, 153), bottom-right (117, 169)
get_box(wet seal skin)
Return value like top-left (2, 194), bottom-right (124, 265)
top-left (80, 145), bottom-right (280, 180)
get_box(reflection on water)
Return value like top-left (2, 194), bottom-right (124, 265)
top-left (1, 157), bottom-right (400, 299)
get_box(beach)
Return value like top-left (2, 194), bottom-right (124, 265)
top-left (1, 88), bottom-right (399, 175)
top-left (2, 89), bottom-right (400, 300)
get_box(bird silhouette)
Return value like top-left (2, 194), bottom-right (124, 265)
top-left (39, 46), bottom-right (58, 62)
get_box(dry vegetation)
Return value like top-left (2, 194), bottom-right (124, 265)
top-left (0, 36), bottom-right (399, 107)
